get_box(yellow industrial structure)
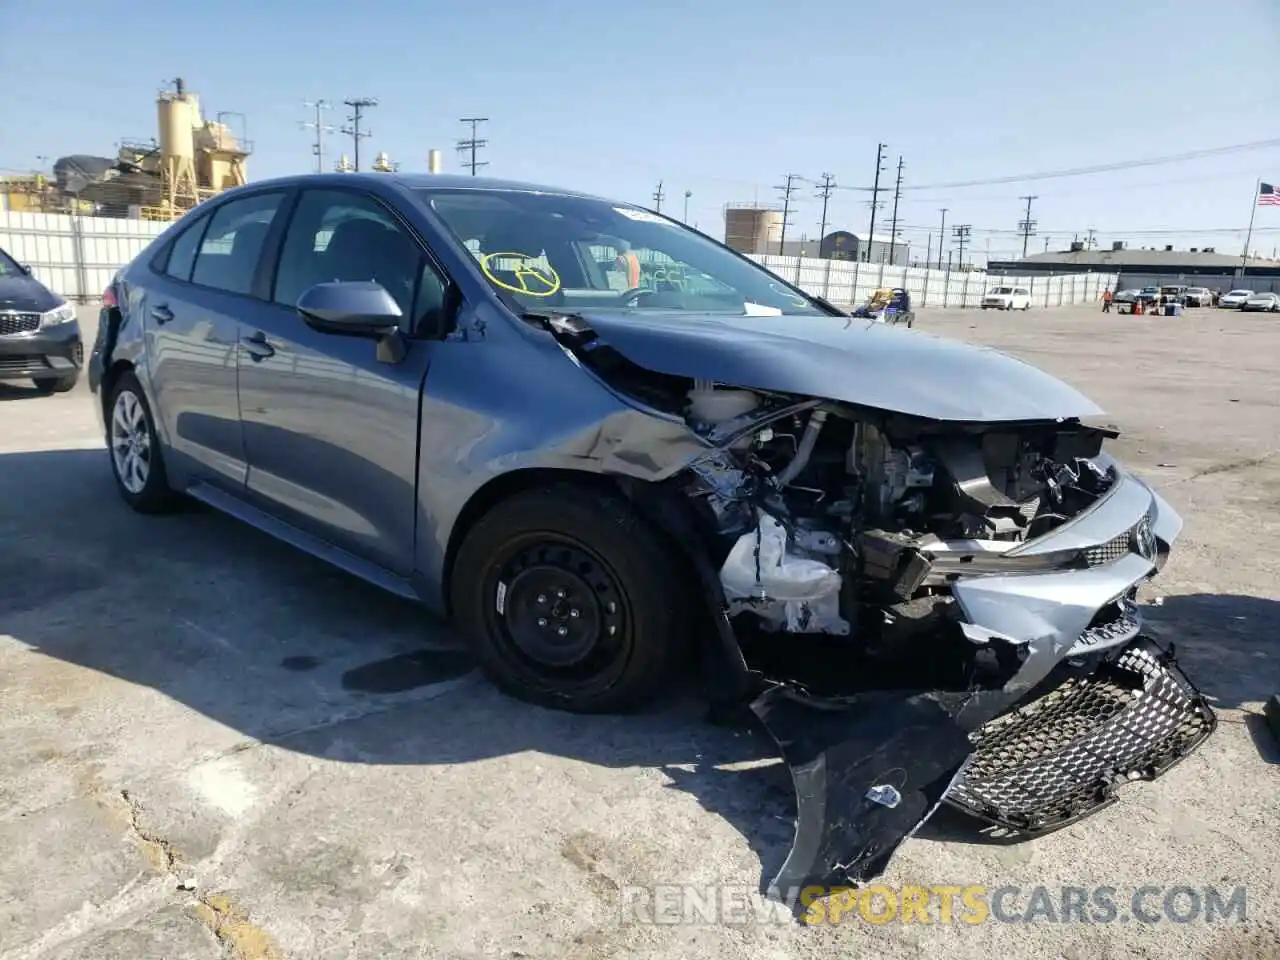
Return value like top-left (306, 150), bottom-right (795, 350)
top-left (135, 78), bottom-right (250, 220)
top-left (0, 77), bottom-right (249, 221)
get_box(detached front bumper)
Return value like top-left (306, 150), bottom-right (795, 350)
top-left (0, 319), bottom-right (83, 382)
top-left (753, 464), bottom-right (1216, 901)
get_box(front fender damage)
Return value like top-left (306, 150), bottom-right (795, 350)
top-left (535, 311), bottom-right (1217, 911)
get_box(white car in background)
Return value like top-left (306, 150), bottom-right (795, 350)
top-left (981, 285), bottom-right (1032, 310)
top-left (1241, 291), bottom-right (1280, 312)
top-left (1219, 289), bottom-right (1253, 308)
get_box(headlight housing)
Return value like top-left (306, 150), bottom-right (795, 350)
top-left (40, 303), bottom-right (76, 328)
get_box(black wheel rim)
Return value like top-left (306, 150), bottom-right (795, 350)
top-left (481, 534), bottom-right (632, 694)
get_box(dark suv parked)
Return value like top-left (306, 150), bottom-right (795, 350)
top-left (0, 246), bottom-right (83, 393)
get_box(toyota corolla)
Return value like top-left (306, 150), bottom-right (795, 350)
top-left (89, 173), bottom-right (1215, 903)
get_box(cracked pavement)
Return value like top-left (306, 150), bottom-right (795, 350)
top-left (1, 305), bottom-right (1277, 959)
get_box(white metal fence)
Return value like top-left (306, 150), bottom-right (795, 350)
top-left (750, 254), bottom-right (1118, 309)
top-left (2, 210), bottom-right (1118, 309)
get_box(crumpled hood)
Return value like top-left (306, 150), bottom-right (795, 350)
top-left (574, 310), bottom-right (1103, 422)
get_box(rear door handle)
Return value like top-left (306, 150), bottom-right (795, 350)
top-left (241, 331), bottom-right (275, 362)
top-left (150, 304), bottom-right (174, 325)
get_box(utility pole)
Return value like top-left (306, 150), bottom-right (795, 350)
top-left (683, 189), bottom-right (692, 223)
top-left (651, 180), bottom-right (665, 212)
top-left (341, 98), bottom-right (378, 172)
top-left (887, 156), bottom-right (905, 265)
top-left (457, 117), bottom-right (489, 176)
top-left (1085, 228), bottom-right (1097, 250)
top-left (1044, 236), bottom-right (1051, 252)
top-left (776, 173), bottom-right (800, 255)
top-left (815, 173), bottom-right (836, 253)
top-left (1018, 195), bottom-right (1038, 258)
top-left (301, 100), bottom-right (335, 174)
top-left (937, 208), bottom-right (948, 269)
top-left (866, 143), bottom-right (887, 261)
top-left (953, 224), bottom-right (972, 267)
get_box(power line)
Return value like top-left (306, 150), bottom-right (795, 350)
top-left (832, 137), bottom-right (1280, 193)
top-left (866, 143), bottom-right (888, 261)
top-left (300, 99), bottom-right (335, 174)
top-left (953, 224), bottom-right (972, 267)
top-left (341, 98), bottom-right (378, 172)
top-left (1018, 195), bottom-right (1038, 258)
top-left (776, 173), bottom-right (800, 254)
top-left (815, 173), bottom-right (836, 250)
top-left (652, 179), bottom-right (665, 212)
top-left (887, 156), bottom-right (905, 265)
top-left (936, 208), bottom-right (948, 269)
top-left (457, 117), bottom-right (489, 176)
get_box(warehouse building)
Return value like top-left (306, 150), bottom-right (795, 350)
top-left (987, 242), bottom-right (1280, 292)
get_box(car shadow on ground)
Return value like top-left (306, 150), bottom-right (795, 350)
top-left (3, 447), bottom-right (1278, 890)
top-left (0, 382), bottom-right (58, 402)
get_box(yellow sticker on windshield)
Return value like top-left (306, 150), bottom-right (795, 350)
top-left (769, 282), bottom-right (810, 308)
top-left (480, 251), bottom-right (561, 297)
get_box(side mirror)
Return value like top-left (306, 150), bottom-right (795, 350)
top-left (20, 264), bottom-right (32, 275)
top-left (297, 281), bottom-right (403, 337)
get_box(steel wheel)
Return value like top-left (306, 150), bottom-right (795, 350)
top-left (482, 536), bottom-right (630, 686)
top-left (110, 388), bottom-right (152, 495)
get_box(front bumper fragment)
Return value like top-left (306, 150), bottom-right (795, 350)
top-left (0, 320), bottom-right (83, 382)
top-left (945, 637), bottom-right (1216, 834)
top-left (753, 636), bottom-right (1216, 903)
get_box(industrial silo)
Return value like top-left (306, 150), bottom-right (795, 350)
top-left (723, 202), bottom-right (785, 255)
top-left (156, 78), bottom-right (200, 210)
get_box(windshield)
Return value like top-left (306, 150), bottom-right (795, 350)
top-left (990, 287), bottom-right (1014, 294)
top-left (1228, 290), bottom-right (1252, 296)
top-left (416, 188), bottom-right (826, 317)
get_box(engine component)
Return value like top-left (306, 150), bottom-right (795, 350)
top-left (775, 409), bottom-right (828, 488)
top-left (719, 511), bottom-right (849, 635)
top-left (686, 382), bottom-right (760, 427)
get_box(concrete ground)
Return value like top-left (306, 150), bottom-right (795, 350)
top-left (1, 304), bottom-right (1277, 960)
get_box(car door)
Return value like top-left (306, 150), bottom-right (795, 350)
top-left (144, 191), bottom-right (286, 490)
top-left (237, 186), bottom-right (451, 575)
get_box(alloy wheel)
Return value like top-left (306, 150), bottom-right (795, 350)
top-left (110, 389), bottom-right (152, 494)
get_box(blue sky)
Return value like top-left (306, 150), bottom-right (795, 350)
top-left (4, 0), bottom-right (1279, 262)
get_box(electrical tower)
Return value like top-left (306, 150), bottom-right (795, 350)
top-left (953, 224), bottom-right (972, 267)
top-left (866, 144), bottom-right (888, 261)
top-left (300, 100), bottom-right (335, 174)
top-left (651, 179), bottom-right (665, 212)
top-left (456, 117), bottom-right (489, 176)
top-left (815, 173), bottom-right (836, 251)
top-left (1018, 195), bottom-right (1038, 258)
top-left (887, 156), bottom-right (905, 265)
top-left (937, 208), bottom-right (949, 269)
top-left (776, 173), bottom-right (800, 254)
top-left (341, 98), bottom-right (378, 172)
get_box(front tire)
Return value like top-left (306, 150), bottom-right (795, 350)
top-left (32, 374), bottom-right (78, 394)
top-left (450, 483), bottom-right (693, 713)
top-left (107, 371), bottom-right (181, 514)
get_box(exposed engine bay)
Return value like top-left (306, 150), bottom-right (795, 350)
top-left (679, 382), bottom-right (1119, 650)
top-left (534, 310), bottom-right (1217, 911)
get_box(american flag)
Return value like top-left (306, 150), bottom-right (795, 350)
top-left (1260, 182), bottom-right (1280, 206)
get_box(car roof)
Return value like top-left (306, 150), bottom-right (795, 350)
top-left (233, 172), bottom-right (614, 203)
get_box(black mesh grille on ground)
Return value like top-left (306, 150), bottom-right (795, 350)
top-left (946, 639), bottom-right (1215, 834)
top-left (0, 312), bottom-right (41, 336)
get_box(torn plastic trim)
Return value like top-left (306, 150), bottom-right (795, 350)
top-left (751, 684), bottom-right (976, 899)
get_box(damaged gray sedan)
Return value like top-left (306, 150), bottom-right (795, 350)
top-left (89, 173), bottom-right (1216, 899)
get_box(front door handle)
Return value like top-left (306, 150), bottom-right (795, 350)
top-left (241, 331), bottom-right (275, 362)
top-left (150, 304), bottom-right (174, 325)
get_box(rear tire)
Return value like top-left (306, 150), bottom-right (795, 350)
top-left (107, 371), bottom-right (182, 514)
top-left (450, 483), bottom-right (693, 713)
top-left (32, 374), bottom-right (78, 394)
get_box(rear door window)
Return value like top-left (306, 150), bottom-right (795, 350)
top-left (190, 192), bottom-right (286, 296)
top-left (163, 214), bottom-right (208, 282)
